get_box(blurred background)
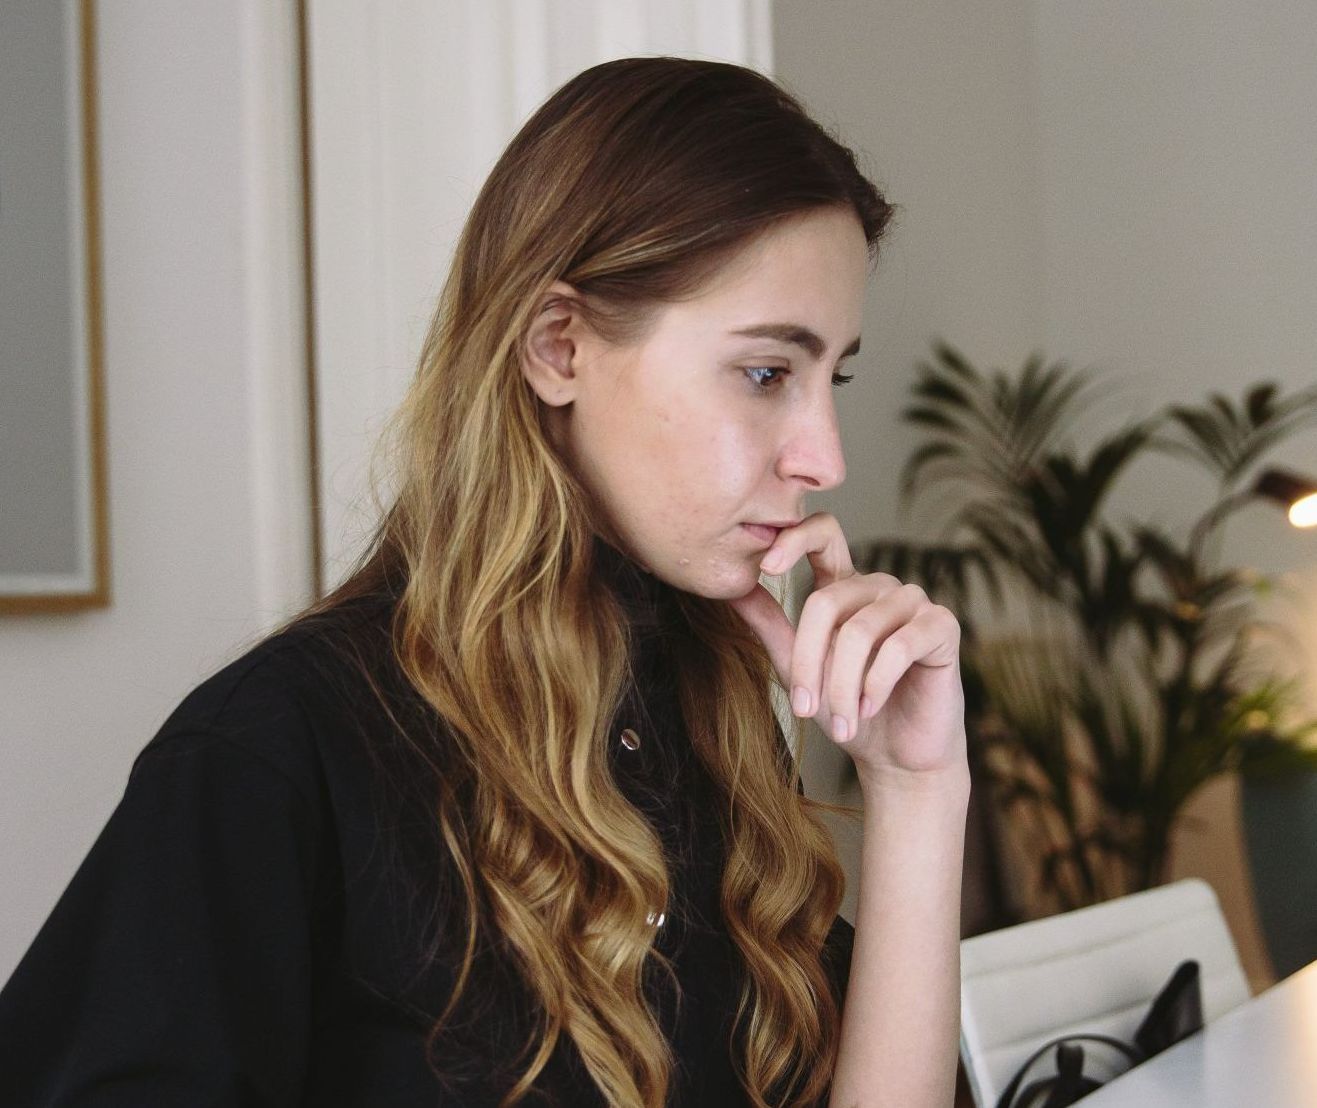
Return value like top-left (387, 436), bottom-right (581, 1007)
top-left (2, 0), bottom-right (1314, 996)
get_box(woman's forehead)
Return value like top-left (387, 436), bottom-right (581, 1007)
top-left (651, 211), bottom-right (869, 352)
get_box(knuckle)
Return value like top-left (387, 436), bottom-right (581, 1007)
top-left (899, 581), bottom-right (928, 603)
top-left (801, 589), bottom-right (840, 623)
top-left (836, 614), bottom-right (874, 646)
top-left (931, 603), bottom-right (960, 627)
top-left (880, 633), bottom-right (910, 665)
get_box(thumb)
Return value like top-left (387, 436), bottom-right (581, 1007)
top-left (727, 582), bottom-right (797, 690)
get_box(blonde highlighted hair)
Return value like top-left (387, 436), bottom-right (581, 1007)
top-left (284, 57), bottom-right (892, 1107)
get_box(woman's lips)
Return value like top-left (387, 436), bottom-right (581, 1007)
top-left (742, 523), bottom-right (781, 545)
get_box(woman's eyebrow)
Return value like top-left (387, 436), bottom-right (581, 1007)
top-left (729, 323), bottom-right (861, 360)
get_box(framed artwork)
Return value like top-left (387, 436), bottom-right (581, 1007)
top-left (0, 0), bottom-right (109, 613)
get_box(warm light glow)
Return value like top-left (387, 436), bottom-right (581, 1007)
top-left (1289, 492), bottom-right (1317, 528)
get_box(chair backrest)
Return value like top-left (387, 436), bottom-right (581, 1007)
top-left (959, 878), bottom-right (1250, 1108)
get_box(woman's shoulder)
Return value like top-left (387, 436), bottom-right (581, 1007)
top-left (136, 593), bottom-right (408, 799)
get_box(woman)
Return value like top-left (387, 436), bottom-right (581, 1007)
top-left (0, 57), bottom-right (968, 1107)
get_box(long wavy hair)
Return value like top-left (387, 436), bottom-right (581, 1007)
top-left (282, 56), bottom-right (892, 1107)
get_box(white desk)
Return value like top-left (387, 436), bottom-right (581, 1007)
top-left (1082, 958), bottom-right (1317, 1106)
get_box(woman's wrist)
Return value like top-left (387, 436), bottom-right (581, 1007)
top-left (854, 759), bottom-right (971, 805)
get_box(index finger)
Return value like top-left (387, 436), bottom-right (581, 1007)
top-left (758, 512), bottom-right (856, 588)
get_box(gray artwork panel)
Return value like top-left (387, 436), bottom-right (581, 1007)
top-left (1, 1), bottom-right (86, 581)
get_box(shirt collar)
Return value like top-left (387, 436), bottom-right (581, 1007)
top-left (592, 534), bottom-right (672, 633)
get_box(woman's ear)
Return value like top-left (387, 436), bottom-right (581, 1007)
top-left (521, 280), bottom-right (587, 407)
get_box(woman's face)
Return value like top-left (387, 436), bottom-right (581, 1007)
top-left (532, 206), bottom-right (869, 599)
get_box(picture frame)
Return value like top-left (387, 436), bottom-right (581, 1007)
top-left (0, 0), bottom-right (110, 613)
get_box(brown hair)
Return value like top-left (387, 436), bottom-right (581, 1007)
top-left (286, 56), bottom-right (891, 1107)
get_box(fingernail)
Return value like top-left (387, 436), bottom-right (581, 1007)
top-left (832, 714), bottom-right (849, 742)
top-left (860, 695), bottom-right (875, 719)
top-left (761, 552), bottom-right (783, 574)
top-left (792, 685), bottom-right (812, 716)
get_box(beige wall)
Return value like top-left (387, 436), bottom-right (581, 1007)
top-left (1033, 0), bottom-right (1317, 995)
top-left (773, 0), bottom-right (1046, 544)
top-left (775, 0), bottom-right (1317, 989)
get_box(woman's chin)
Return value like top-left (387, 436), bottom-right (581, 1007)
top-left (669, 559), bottom-right (764, 601)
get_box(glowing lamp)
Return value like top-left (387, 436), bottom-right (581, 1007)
top-left (1252, 468), bottom-right (1317, 529)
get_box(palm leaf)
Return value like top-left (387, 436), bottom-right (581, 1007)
top-left (1165, 381), bottom-right (1317, 485)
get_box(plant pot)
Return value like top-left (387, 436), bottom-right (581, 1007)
top-left (1240, 769), bottom-right (1317, 979)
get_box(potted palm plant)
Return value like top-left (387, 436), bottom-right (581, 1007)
top-left (851, 342), bottom-right (1317, 960)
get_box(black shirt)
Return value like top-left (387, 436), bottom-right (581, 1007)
top-left (0, 544), bottom-right (854, 1106)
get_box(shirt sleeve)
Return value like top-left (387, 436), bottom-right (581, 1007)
top-left (823, 913), bottom-right (856, 1007)
top-left (0, 728), bottom-right (325, 1107)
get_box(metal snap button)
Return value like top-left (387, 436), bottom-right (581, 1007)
top-left (620, 727), bottom-right (641, 751)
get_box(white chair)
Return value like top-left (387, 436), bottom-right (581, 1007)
top-left (959, 877), bottom-right (1250, 1108)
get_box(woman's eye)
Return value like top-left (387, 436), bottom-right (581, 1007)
top-left (745, 366), bottom-right (786, 391)
top-left (743, 366), bottom-right (856, 392)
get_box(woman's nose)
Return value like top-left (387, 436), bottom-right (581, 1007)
top-left (777, 399), bottom-right (846, 491)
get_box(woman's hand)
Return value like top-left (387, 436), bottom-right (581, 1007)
top-left (728, 512), bottom-right (968, 791)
